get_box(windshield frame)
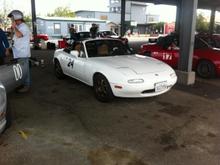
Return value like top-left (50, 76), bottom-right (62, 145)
top-left (84, 39), bottom-right (133, 58)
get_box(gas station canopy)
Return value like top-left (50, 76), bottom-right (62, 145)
top-left (130, 0), bottom-right (220, 10)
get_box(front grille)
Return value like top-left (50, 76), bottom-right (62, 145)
top-left (141, 89), bottom-right (155, 94)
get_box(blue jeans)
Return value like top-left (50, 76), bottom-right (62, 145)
top-left (17, 58), bottom-right (31, 87)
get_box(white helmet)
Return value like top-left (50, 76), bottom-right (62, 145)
top-left (8, 10), bottom-right (24, 20)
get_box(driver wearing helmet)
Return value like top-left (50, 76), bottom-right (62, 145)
top-left (8, 10), bottom-right (31, 93)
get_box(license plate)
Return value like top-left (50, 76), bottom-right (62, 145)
top-left (155, 81), bottom-right (167, 92)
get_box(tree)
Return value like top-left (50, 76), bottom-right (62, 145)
top-left (196, 13), bottom-right (209, 33)
top-left (23, 15), bottom-right (32, 29)
top-left (47, 7), bottom-right (75, 17)
top-left (0, 1), bottom-right (11, 31)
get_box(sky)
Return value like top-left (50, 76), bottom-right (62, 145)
top-left (0, 0), bottom-right (219, 23)
top-left (146, 3), bottom-right (176, 22)
top-left (8, 0), bottom-right (109, 15)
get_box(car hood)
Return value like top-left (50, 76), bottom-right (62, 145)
top-left (90, 54), bottom-right (171, 75)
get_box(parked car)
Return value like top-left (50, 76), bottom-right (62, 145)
top-left (54, 38), bottom-right (177, 102)
top-left (97, 30), bottom-right (118, 38)
top-left (139, 33), bottom-right (220, 78)
top-left (97, 30), bottom-right (128, 44)
top-left (0, 61), bottom-right (27, 133)
top-left (30, 34), bottom-right (49, 42)
top-left (197, 33), bottom-right (220, 48)
top-left (0, 82), bottom-right (7, 133)
top-left (76, 31), bottom-right (91, 41)
top-left (58, 32), bottom-right (92, 49)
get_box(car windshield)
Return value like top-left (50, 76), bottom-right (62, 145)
top-left (194, 37), bottom-right (209, 49)
top-left (198, 35), bottom-right (220, 48)
top-left (85, 40), bottom-right (132, 57)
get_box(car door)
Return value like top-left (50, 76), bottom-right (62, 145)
top-left (64, 52), bottom-right (78, 78)
top-left (151, 46), bottom-right (176, 67)
top-left (66, 49), bottom-right (88, 83)
top-left (59, 51), bottom-right (75, 76)
top-left (151, 35), bottom-right (179, 68)
top-left (72, 55), bottom-right (87, 82)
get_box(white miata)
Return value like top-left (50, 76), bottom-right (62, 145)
top-left (54, 38), bottom-right (177, 102)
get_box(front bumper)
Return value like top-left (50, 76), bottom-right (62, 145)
top-left (0, 118), bottom-right (6, 134)
top-left (110, 75), bottom-right (177, 98)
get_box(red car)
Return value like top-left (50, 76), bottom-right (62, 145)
top-left (30, 34), bottom-right (49, 42)
top-left (197, 33), bottom-right (220, 48)
top-left (139, 34), bottom-right (220, 78)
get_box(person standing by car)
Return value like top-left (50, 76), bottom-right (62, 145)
top-left (69, 24), bottom-right (77, 41)
top-left (7, 10), bottom-right (31, 93)
top-left (0, 22), bottom-right (10, 65)
top-left (90, 23), bottom-right (98, 38)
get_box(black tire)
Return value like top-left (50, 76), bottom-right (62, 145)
top-left (143, 51), bottom-right (151, 57)
top-left (2, 97), bottom-right (11, 134)
top-left (54, 60), bottom-right (65, 79)
top-left (5, 99), bottom-right (11, 129)
top-left (197, 60), bottom-right (216, 78)
top-left (93, 74), bottom-right (114, 102)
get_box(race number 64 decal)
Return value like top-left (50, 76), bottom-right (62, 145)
top-left (13, 64), bottom-right (23, 81)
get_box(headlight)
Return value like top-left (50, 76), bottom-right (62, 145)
top-left (170, 72), bottom-right (176, 78)
top-left (128, 79), bottom-right (144, 84)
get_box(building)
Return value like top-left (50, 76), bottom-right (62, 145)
top-left (36, 16), bottom-right (107, 38)
top-left (109, 0), bottom-right (151, 34)
top-left (75, 0), bottom-right (152, 34)
top-left (146, 14), bottom-right (160, 24)
top-left (75, 10), bottom-right (130, 35)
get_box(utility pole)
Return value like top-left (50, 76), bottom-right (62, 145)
top-left (120, 0), bottom-right (126, 36)
top-left (31, 0), bottom-right (38, 48)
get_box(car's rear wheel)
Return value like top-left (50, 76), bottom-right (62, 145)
top-left (54, 60), bottom-right (65, 79)
top-left (93, 74), bottom-right (114, 102)
top-left (5, 99), bottom-right (11, 129)
top-left (197, 60), bottom-right (216, 78)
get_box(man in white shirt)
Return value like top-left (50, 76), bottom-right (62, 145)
top-left (8, 10), bottom-right (31, 92)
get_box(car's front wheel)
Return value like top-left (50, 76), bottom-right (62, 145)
top-left (54, 60), bottom-right (65, 79)
top-left (93, 74), bottom-right (114, 102)
top-left (197, 60), bottom-right (216, 78)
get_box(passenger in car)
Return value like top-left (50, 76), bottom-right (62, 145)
top-left (97, 43), bottom-right (109, 56)
top-left (74, 42), bottom-right (81, 53)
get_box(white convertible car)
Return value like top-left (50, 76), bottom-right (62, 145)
top-left (54, 38), bottom-right (177, 102)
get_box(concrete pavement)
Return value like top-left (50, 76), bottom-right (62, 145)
top-left (0, 49), bottom-right (219, 165)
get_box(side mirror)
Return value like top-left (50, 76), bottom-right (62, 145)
top-left (70, 50), bottom-right (79, 58)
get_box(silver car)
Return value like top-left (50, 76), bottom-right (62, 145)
top-left (0, 60), bottom-right (27, 133)
top-left (0, 83), bottom-right (7, 133)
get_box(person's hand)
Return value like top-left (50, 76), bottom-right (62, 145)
top-left (11, 22), bottom-right (16, 29)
